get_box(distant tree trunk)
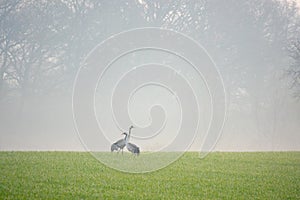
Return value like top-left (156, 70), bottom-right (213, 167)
top-left (287, 39), bottom-right (300, 99)
top-left (18, 61), bottom-right (30, 120)
top-left (0, 43), bottom-right (9, 99)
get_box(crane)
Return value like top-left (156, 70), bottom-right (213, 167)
top-left (123, 126), bottom-right (140, 156)
top-left (110, 135), bottom-right (126, 153)
top-left (110, 126), bottom-right (135, 154)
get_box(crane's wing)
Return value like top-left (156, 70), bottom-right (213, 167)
top-left (111, 143), bottom-right (119, 152)
top-left (113, 138), bottom-right (126, 148)
top-left (128, 142), bottom-right (138, 148)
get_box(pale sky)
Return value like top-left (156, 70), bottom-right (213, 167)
top-left (0, 0), bottom-right (299, 152)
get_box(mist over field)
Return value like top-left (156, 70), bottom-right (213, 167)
top-left (0, 0), bottom-right (300, 152)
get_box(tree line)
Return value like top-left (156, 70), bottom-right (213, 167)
top-left (0, 0), bottom-right (299, 104)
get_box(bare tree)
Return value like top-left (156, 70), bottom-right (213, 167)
top-left (287, 39), bottom-right (300, 98)
top-left (0, 0), bottom-right (23, 99)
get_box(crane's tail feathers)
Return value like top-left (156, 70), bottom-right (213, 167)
top-left (111, 144), bottom-right (118, 152)
top-left (136, 148), bottom-right (140, 156)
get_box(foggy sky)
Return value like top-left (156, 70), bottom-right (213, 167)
top-left (0, 0), bottom-right (299, 152)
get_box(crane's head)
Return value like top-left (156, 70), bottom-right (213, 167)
top-left (129, 125), bottom-right (135, 129)
top-left (121, 132), bottom-right (128, 136)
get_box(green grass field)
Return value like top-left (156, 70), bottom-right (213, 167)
top-left (0, 152), bottom-right (299, 199)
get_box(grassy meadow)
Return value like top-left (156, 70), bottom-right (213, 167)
top-left (0, 152), bottom-right (299, 199)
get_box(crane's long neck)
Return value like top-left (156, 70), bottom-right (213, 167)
top-left (124, 133), bottom-right (129, 144)
top-left (128, 127), bottom-right (133, 140)
top-left (129, 127), bottom-right (133, 135)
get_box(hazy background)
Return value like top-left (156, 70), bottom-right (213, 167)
top-left (0, 0), bottom-right (300, 151)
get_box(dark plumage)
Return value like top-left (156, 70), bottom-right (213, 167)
top-left (126, 142), bottom-right (140, 156)
top-left (110, 137), bottom-right (126, 153)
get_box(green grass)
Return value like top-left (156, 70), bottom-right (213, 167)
top-left (0, 152), bottom-right (299, 199)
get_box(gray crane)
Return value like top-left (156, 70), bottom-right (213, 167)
top-left (110, 136), bottom-right (126, 153)
top-left (111, 126), bottom-right (135, 154)
top-left (125, 138), bottom-right (140, 156)
top-left (123, 126), bottom-right (140, 156)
